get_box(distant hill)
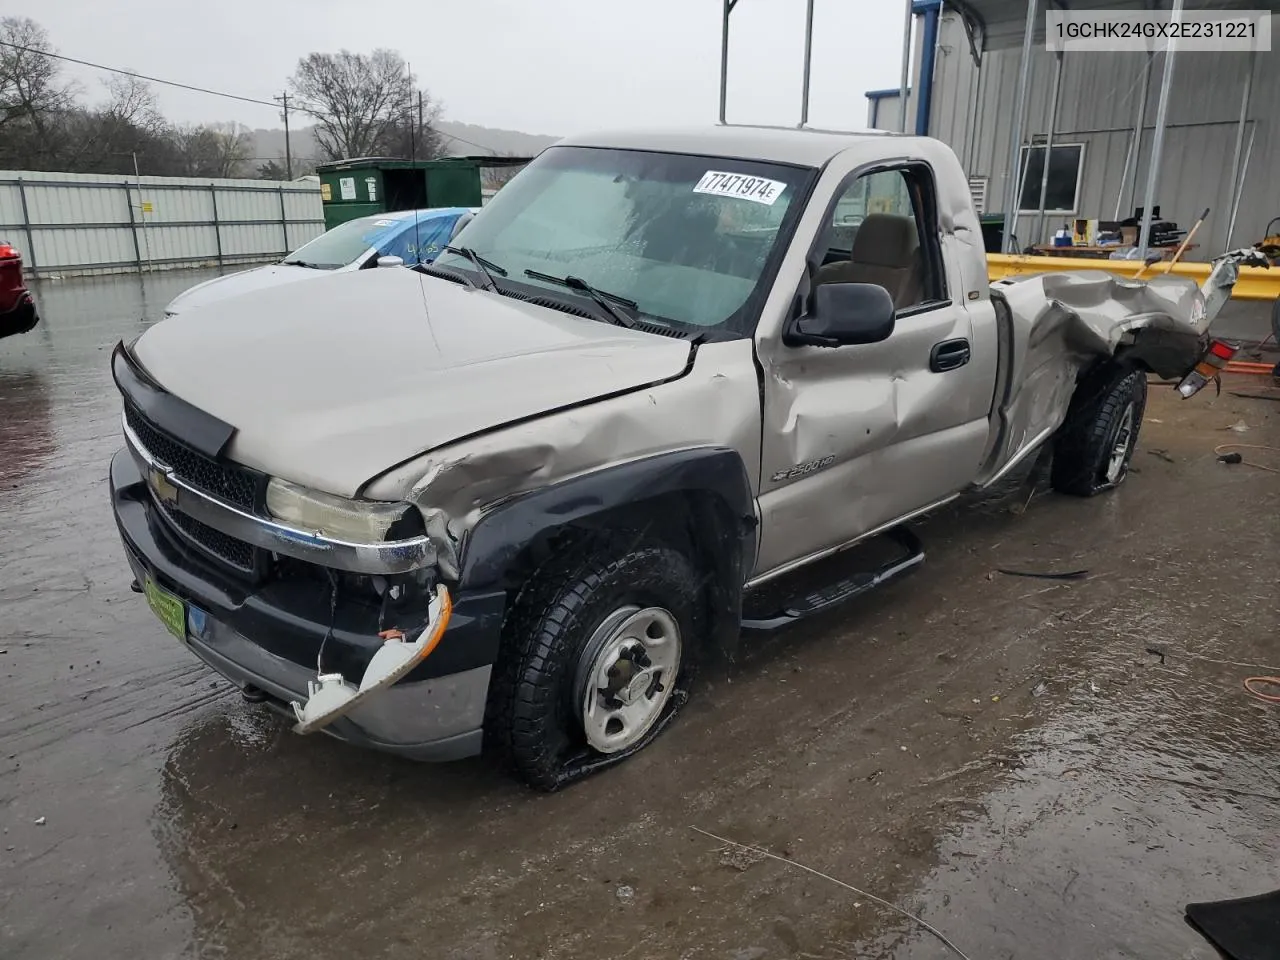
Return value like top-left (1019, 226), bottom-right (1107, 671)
top-left (435, 121), bottom-right (559, 158)
top-left (248, 121), bottom-right (559, 173)
top-left (249, 126), bottom-right (318, 168)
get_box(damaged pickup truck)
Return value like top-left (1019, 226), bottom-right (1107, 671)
top-left (109, 125), bottom-right (1264, 789)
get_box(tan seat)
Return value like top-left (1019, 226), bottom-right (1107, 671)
top-left (814, 213), bottom-right (923, 309)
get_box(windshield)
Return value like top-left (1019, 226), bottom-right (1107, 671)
top-left (432, 147), bottom-right (815, 334)
top-left (284, 215), bottom-right (402, 269)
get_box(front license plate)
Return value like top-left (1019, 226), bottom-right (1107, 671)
top-left (143, 576), bottom-right (186, 641)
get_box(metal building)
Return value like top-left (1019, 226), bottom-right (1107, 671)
top-left (869, 1), bottom-right (1279, 260)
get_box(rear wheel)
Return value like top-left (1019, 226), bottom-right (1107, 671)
top-left (485, 540), bottom-right (700, 791)
top-left (1051, 364), bottom-right (1148, 497)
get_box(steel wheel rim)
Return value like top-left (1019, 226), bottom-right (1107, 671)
top-left (576, 605), bottom-right (682, 754)
top-left (1105, 401), bottom-right (1137, 483)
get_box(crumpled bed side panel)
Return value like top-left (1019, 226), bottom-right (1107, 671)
top-left (981, 270), bottom-right (1206, 482)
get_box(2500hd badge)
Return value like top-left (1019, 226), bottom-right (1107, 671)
top-left (771, 455), bottom-right (837, 483)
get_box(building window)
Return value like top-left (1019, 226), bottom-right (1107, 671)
top-left (1017, 143), bottom-right (1085, 214)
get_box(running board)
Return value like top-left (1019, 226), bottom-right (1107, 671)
top-left (740, 527), bottom-right (925, 631)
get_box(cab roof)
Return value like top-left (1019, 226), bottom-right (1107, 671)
top-left (555, 123), bottom-right (914, 169)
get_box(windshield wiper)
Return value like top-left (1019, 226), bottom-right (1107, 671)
top-left (281, 259), bottom-right (323, 269)
top-left (416, 262), bottom-right (478, 289)
top-left (523, 270), bottom-right (638, 329)
top-left (444, 246), bottom-right (507, 292)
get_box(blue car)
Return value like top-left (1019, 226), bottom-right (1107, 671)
top-left (164, 207), bottom-right (477, 317)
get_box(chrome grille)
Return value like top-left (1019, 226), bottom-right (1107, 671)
top-left (124, 402), bottom-right (261, 576)
top-left (159, 501), bottom-right (255, 572)
top-left (123, 402), bottom-right (258, 509)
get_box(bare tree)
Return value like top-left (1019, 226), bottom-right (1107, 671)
top-left (55, 74), bottom-right (175, 174)
top-left (1, 18), bottom-right (330, 178)
top-left (256, 158), bottom-right (289, 180)
top-left (170, 123), bottom-right (253, 178)
top-left (206, 122), bottom-right (253, 177)
top-left (291, 49), bottom-right (431, 161)
top-left (257, 155), bottom-right (315, 180)
top-left (482, 153), bottom-right (528, 191)
top-left (374, 90), bottom-right (448, 160)
top-left (101, 74), bottom-right (164, 134)
top-left (0, 17), bottom-right (77, 167)
top-left (0, 18), bottom-right (75, 127)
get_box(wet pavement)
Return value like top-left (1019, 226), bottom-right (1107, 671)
top-left (2, 270), bottom-right (1278, 960)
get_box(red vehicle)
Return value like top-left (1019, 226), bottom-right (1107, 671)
top-left (0, 240), bottom-right (39, 340)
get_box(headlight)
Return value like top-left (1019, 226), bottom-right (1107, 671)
top-left (266, 478), bottom-right (424, 543)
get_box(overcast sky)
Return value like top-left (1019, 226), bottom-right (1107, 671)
top-left (11, 0), bottom-right (910, 138)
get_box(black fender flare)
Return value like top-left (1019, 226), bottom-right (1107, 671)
top-left (457, 447), bottom-right (758, 658)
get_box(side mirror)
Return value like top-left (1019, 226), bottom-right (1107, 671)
top-left (376, 255), bottom-right (405, 268)
top-left (787, 282), bottom-right (896, 348)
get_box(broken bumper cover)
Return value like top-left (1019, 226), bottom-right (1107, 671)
top-left (110, 449), bottom-right (504, 761)
top-left (292, 584), bottom-right (454, 734)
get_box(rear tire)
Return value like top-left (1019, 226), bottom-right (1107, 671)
top-left (1051, 364), bottom-right (1148, 497)
top-left (484, 540), bottom-right (701, 791)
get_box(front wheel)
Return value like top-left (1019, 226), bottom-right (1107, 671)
top-left (485, 541), bottom-right (701, 791)
top-left (1051, 364), bottom-right (1148, 497)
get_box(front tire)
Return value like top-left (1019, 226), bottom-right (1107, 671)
top-left (485, 541), bottom-right (701, 791)
top-left (1051, 364), bottom-right (1148, 497)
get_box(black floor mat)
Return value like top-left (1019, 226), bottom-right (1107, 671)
top-left (1186, 890), bottom-right (1280, 960)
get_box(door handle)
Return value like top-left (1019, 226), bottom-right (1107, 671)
top-left (930, 338), bottom-right (971, 373)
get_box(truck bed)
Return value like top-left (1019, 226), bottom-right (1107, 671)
top-left (976, 268), bottom-right (1209, 488)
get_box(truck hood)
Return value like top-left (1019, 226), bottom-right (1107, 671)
top-left (133, 268), bottom-right (692, 496)
top-left (164, 262), bottom-right (335, 315)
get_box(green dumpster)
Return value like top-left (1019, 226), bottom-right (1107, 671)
top-left (315, 156), bottom-right (532, 231)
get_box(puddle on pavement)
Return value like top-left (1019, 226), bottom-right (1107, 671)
top-left (845, 596), bottom-right (1280, 960)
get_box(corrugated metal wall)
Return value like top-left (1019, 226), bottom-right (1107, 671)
top-left (0, 170), bottom-right (324, 278)
top-left (927, 11), bottom-right (1276, 257)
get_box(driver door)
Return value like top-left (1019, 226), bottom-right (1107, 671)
top-left (752, 161), bottom-right (995, 578)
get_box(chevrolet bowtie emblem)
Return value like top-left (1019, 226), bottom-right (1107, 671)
top-left (148, 467), bottom-right (179, 509)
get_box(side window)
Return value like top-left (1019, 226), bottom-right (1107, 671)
top-left (817, 166), bottom-right (946, 312)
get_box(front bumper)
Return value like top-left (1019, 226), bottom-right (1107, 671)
top-left (0, 294), bottom-right (38, 339)
top-left (111, 449), bottom-right (505, 761)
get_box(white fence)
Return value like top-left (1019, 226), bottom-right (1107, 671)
top-left (0, 170), bottom-right (326, 278)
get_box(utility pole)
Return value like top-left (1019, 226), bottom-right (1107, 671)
top-left (132, 152), bottom-right (153, 273)
top-left (275, 91), bottom-right (293, 180)
top-left (898, 0), bottom-right (913, 132)
top-left (799, 0), bottom-right (814, 127)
